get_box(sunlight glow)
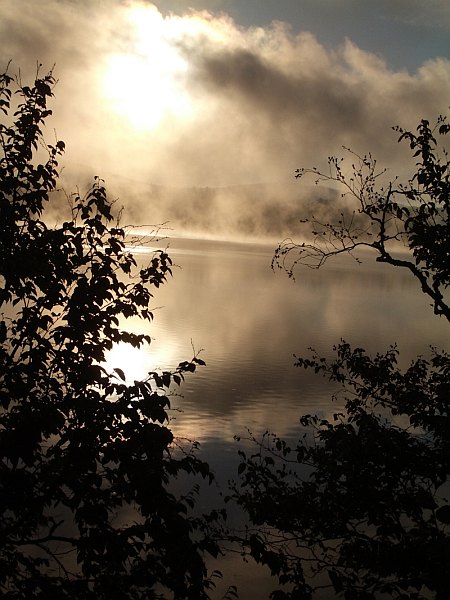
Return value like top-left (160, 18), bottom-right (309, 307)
top-left (104, 330), bottom-right (180, 384)
top-left (104, 341), bottom-right (152, 383)
top-left (102, 4), bottom-right (195, 131)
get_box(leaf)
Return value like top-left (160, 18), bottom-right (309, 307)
top-left (114, 367), bottom-right (126, 381)
top-left (238, 462), bottom-right (247, 475)
top-left (436, 505), bottom-right (450, 524)
top-left (328, 569), bottom-right (344, 593)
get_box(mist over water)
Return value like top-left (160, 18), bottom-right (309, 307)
top-left (115, 180), bottom-right (341, 242)
top-left (2, 0), bottom-right (449, 199)
top-left (56, 170), bottom-right (346, 243)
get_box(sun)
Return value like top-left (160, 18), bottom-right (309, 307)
top-left (101, 4), bottom-right (194, 131)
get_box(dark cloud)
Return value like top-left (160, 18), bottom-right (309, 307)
top-left (189, 45), bottom-right (367, 127)
top-left (179, 29), bottom-right (449, 185)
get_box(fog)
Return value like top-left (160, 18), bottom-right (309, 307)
top-left (1, 0), bottom-right (449, 239)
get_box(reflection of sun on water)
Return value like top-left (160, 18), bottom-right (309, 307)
top-left (102, 4), bottom-right (194, 131)
top-left (104, 342), bottom-right (151, 383)
top-left (104, 336), bottom-right (177, 384)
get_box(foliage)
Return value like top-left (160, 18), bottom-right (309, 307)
top-left (0, 68), bottom-right (224, 599)
top-left (232, 345), bottom-right (450, 599)
top-left (273, 117), bottom-right (450, 321)
top-left (232, 116), bottom-right (450, 598)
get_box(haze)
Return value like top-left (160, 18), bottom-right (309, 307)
top-left (1, 0), bottom-right (449, 239)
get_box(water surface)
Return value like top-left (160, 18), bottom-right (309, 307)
top-left (125, 237), bottom-right (447, 444)
top-left (115, 237), bottom-right (448, 598)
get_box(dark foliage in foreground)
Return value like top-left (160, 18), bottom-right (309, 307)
top-left (0, 69), bottom-right (225, 599)
top-left (232, 116), bottom-right (450, 598)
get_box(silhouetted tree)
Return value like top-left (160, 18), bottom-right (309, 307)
top-left (231, 116), bottom-right (450, 598)
top-left (274, 117), bottom-right (450, 321)
top-left (0, 68), bottom-right (226, 599)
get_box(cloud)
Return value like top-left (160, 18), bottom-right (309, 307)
top-left (178, 23), bottom-right (449, 179)
top-left (1, 0), bottom-right (449, 238)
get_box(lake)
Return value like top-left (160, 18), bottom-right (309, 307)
top-left (110, 236), bottom-right (449, 598)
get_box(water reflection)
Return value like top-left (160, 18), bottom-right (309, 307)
top-left (107, 237), bottom-right (448, 598)
top-left (113, 237), bottom-right (447, 446)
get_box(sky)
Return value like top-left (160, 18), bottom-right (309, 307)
top-left (1, 0), bottom-right (449, 235)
